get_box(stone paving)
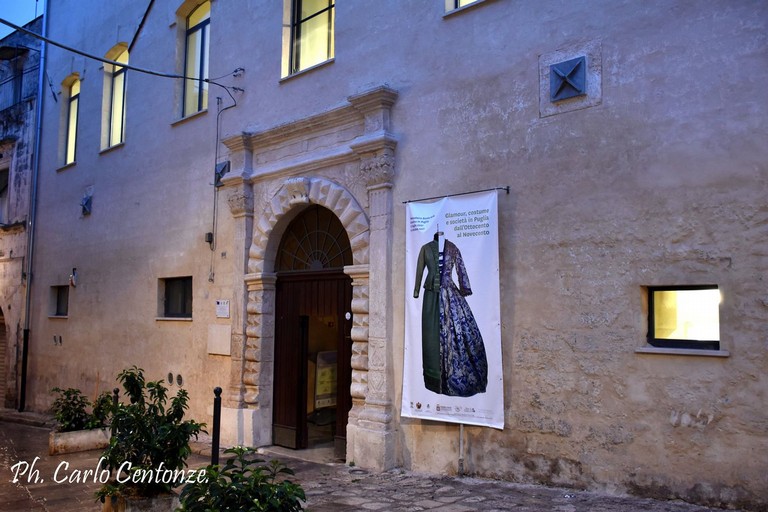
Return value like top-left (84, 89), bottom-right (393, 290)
top-left (0, 411), bottom-right (751, 511)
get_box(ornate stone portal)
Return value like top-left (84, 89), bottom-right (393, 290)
top-left (220, 86), bottom-right (398, 470)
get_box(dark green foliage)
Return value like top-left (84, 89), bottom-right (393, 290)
top-left (50, 387), bottom-right (90, 432)
top-left (90, 391), bottom-right (114, 428)
top-left (177, 446), bottom-right (306, 512)
top-left (99, 366), bottom-right (205, 500)
top-left (50, 387), bottom-right (112, 432)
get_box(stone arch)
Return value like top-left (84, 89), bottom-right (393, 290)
top-left (248, 176), bottom-right (370, 273)
top-left (241, 176), bottom-right (371, 454)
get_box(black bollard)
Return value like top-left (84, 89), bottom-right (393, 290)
top-left (212, 387), bottom-right (222, 466)
top-left (111, 388), bottom-right (120, 437)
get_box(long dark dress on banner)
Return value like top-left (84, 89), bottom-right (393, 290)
top-left (414, 239), bottom-right (488, 397)
top-left (403, 190), bottom-right (503, 429)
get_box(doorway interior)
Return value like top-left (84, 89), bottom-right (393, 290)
top-left (272, 206), bottom-right (353, 461)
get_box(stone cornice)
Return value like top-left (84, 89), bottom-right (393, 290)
top-left (221, 86), bottom-right (399, 181)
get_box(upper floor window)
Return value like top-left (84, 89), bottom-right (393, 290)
top-left (102, 47), bottom-right (128, 149)
top-left (647, 285), bottom-right (721, 350)
top-left (183, 1), bottom-right (210, 117)
top-left (282, 0), bottom-right (335, 77)
top-left (65, 78), bottom-right (80, 165)
top-left (445, 0), bottom-right (483, 12)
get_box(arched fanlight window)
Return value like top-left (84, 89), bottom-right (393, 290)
top-left (276, 205), bottom-right (351, 272)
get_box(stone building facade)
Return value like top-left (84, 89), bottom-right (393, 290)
top-left (0, 17), bottom-right (42, 408)
top-left (26, 1), bottom-right (768, 509)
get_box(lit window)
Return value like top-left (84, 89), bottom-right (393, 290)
top-left (647, 285), bottom-right (720, 350)
top-left (50, 285), bottom-right (69, 317)
top-left (65, 79), bottom-right (80, 164)
top-left (282, 0), bottom-right (335, 77)
top-left (160, 277), bottom-right (193, 318)
top-left (183, 1), bottom-right (210, 117)
top-left (103, 48), bottom-right (128, 148)
top-left (445, 0), bottom-right (481, 11)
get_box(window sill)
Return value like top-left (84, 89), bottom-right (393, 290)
top-left (635, 347), bottom-right (730, 358)
top-left (99, 142), bottom-right (125, 155)
top-left (57, 162), bottom-right (76, 173)
top-left (156, 317), bottom-right (193, 322)
top-left (280, 58), bottom-right (335, 83)
top-left (48, 315), bottom-right (68, 319)
top-left (443, 0), bottom-right (491, 18)
top-left (172, 109), bottom-right (208, 126)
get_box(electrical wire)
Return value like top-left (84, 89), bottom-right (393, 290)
top-left (0, 16), bottom-right (242, 96)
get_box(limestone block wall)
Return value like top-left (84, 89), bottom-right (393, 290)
top-left (389, 1), bottom-right (768, 508)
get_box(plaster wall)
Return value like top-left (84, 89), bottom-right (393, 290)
top-left (30, 0), bottom-right (231, 421)
top-left (0, 18), bottom-right (41, 408)
top-left (25, 1), bottom-right (768, 509)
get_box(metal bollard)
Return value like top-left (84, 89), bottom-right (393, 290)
top-left (111, 388), bottom-right (120, 437)
top-left (212, 387), bottom-right (222, 466)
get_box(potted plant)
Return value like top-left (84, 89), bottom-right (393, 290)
top-left (98, 366), bottom-right (205, 512)
top-left (177, 446), bottom-right (305, 511)
top-left (49, 387), bottom-right (112, 455)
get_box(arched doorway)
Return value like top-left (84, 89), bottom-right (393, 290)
top-left (272, 205), bottom-right (353, 460)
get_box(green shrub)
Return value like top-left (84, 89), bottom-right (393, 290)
top-left (177, 446), bottom-right (305, 512)
top-left (50, 387), bottom-right (112, 432)
top-left (50, 387), bottom-right (90, 432)
top-left (98, 366), bottom-right (205, 500)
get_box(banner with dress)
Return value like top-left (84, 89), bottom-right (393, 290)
top-left (402, 190), bottom-right (503, 429)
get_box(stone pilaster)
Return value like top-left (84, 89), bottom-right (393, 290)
top-left (220, 272), bottom-right (276, 447)
top-left (224, 185), bottom-right (253, 408)
top-left (348, 151), bottom-right (397, 470)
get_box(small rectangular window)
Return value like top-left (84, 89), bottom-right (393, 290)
top-left (161, 277), bottom-right (192, 318)
top-left (50, 285), bottom-right (69, 317)
top-left (647, 285), bottom-right (720, 350)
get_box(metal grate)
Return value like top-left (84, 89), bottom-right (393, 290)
top-left (277, 205), bottom-right (352, 272)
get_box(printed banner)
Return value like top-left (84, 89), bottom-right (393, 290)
top-left (402, 190), bottom-right (503, 429)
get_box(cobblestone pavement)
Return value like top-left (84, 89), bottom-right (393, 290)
top-left (0, 412), bottom-right (750, 511)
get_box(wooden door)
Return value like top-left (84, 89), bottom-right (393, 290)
top-left (273, 272), bottom-right (352, 452)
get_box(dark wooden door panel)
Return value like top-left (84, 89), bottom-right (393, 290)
top-left (273, 272), bottom-right (352, 453)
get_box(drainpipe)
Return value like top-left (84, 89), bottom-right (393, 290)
top-left (19, 0), bottom-right (48, 412)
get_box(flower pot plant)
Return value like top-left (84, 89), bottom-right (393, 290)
top-left (49, 387), bottom-right (113, 455)
top-left (97, 366), bottom-right (205, 511)
top-left (177, 446), bottom-right (305, 512)
top-left (51, 386), bottom-right (112, 432)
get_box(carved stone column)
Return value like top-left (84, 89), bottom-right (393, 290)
top-left (224, 185), bottom-right (253, 408)
top-left (349, 150), bottom-right (397, 470)
top-left (221, 271), bottom-right (276, 447)
top-left (343, 264), bottom-right (369, 462)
